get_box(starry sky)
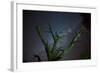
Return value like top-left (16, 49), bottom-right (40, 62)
top-left (23, 10), bottom-right (91, 62)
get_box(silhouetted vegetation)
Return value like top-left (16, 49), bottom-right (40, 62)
top-left (35, 24), bottom-right (82, 61)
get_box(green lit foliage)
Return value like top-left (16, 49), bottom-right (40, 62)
top-left (35, 24), bottom-right (82, 61)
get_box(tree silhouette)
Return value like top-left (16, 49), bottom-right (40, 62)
top-left (35, 24), bottom-right (82, 61)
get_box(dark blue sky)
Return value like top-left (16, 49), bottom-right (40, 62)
top-left (23, 10), bottom-right (91, 62)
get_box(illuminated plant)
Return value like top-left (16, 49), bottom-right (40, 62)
top-left (35, 24), bottom-right (81, 61)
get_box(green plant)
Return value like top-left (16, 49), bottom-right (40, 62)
top-left (35, 24), bottom-right (82, 61)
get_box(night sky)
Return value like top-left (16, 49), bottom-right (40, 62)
top-left (23, 10), bottom-right (91, 62)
